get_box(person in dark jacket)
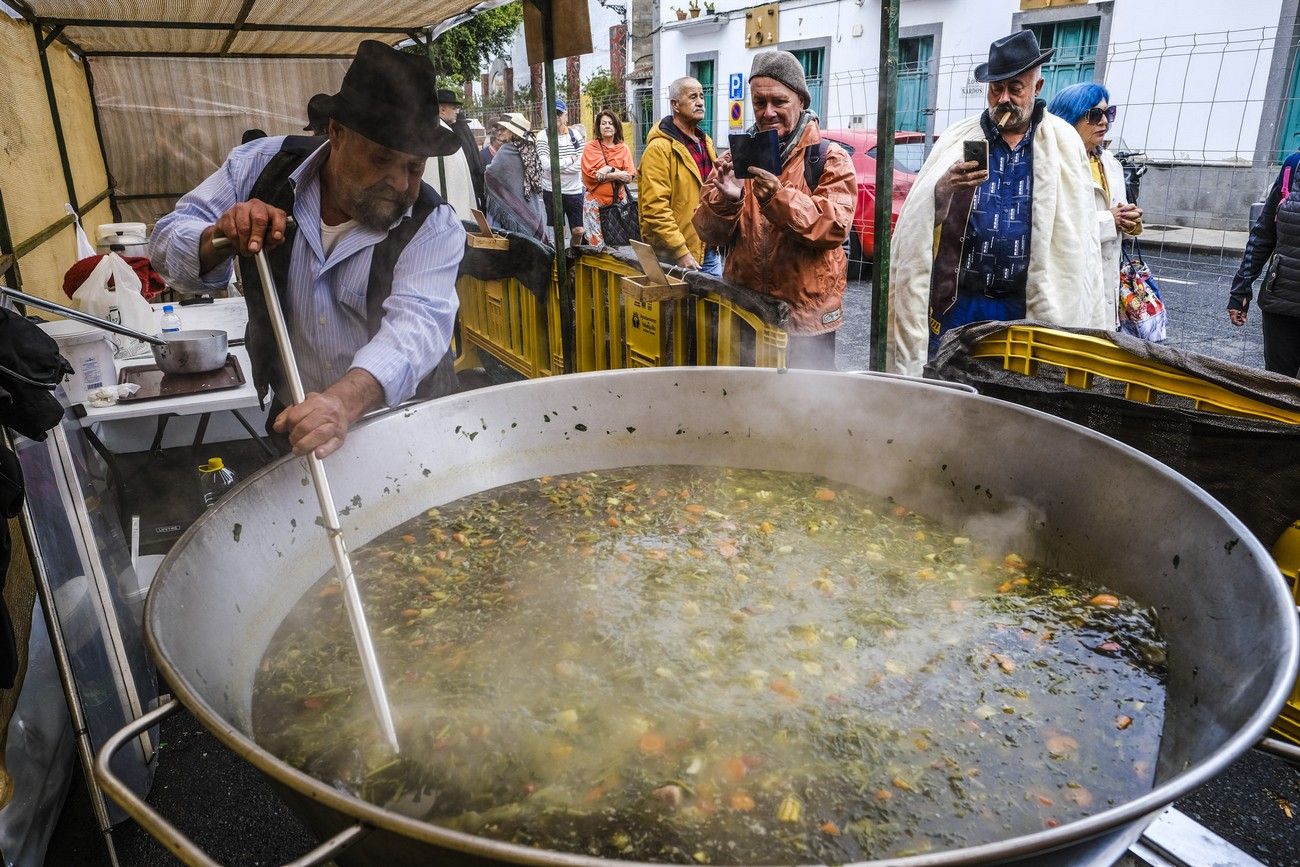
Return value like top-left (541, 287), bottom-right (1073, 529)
top-left (1228, 150), bottom-right (1300, 376)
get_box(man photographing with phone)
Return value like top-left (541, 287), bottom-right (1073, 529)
top-left (693, 50), bottom-right (856, 370)
top-left (887, 30), bottom-right (1108, 375)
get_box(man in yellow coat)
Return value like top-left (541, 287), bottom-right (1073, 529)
top-left (638, 76), bottom-right (721, 275)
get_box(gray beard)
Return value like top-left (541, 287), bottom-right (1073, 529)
top-left (991, 104), bottom-right (1031, 133)
top-left (347, 188), bottom-right (409, 231)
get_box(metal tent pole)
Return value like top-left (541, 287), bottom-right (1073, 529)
top-left (536, 0), bottom-right (575, 373)
top-left (870, 0), bottom-right (899, 372)
top-left (33, 19), bottom-right (79, 213)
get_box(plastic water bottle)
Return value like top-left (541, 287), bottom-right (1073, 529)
top-left (198, 457), bottom-right (236, 508)
top-left (160, 304), bottom-right (182, 333)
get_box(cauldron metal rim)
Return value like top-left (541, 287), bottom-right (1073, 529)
top-left (145, 367), bottom-right (1300, 866)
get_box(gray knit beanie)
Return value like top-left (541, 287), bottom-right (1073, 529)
top-left (750, 50), bottom-right (811, 108)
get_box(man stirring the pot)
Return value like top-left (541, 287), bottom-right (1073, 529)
top-left (151, 40), bottom-right (466, 458)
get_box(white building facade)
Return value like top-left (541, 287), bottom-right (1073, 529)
top-left (648, 0), bottom-right (1300, 229)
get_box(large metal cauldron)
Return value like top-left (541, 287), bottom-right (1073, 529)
top-left (99, 369), bottom-right (1299, 866)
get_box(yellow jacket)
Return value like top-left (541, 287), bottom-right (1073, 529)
top-left (638, 120), bottom-right (717, 263)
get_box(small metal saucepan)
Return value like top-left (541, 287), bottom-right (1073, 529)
top-left (0, 285), bottom-right (228, 374)
top-left (151, 329), bottom-right (228, 375)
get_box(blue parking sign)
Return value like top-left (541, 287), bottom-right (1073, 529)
top-left (729, 73), bottom-right (744, 100)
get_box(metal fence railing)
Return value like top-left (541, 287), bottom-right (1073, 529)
top-left (629, 26), bottom-right (1287, 370)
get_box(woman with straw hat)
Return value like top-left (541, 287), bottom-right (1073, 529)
top-left (484, 111), bottom-right (550, 246)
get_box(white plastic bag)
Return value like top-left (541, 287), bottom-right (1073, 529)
top-left (71, 252), bottom-right (153, 358)
top-left (66, 203), bottom-right (95, 260)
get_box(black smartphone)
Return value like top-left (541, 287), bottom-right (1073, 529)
top-left (729, 129), bottom-right (781, 179)
top-left (963, 139), bottom-right (989, 173)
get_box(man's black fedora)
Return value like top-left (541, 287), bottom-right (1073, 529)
top-left (436, 88), bottom-right (463, 106)
top-left (974, 31), bottom-right (1055, 83)
top-left (319, 40), bottom-right (461, 157)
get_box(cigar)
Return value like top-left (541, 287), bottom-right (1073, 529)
top-left (992, 105), bottom-right (1014, 131)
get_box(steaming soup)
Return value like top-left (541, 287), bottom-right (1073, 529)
top-left (253, 466), bottom-right (1167, 863)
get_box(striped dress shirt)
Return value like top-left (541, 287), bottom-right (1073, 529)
top-left (150, 136), bottom-right (464, 407)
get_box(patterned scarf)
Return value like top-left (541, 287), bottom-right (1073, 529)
top-left (519, 132), bottom-right (544, 197)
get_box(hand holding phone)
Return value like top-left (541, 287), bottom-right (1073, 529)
top-left (963, 139), bottom-right (989, 173)
top-left (729, 130), bottom-right (781, 179)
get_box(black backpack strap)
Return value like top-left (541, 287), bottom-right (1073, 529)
top-left (803, 140), bottom-right (830, 191)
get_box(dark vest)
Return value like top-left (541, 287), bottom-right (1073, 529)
top-left (1268, 188), bottom-right (1300, 317)
top-left (241, 135), bottom-right (458, 406)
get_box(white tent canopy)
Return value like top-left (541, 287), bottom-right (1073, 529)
top-left (17, 0), bottom-right (498, 57)
top-left (11, 0), bottom-right (513, 224)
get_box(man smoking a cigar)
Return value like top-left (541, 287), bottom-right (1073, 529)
top-left (887, 31), bottom-right (1107, 375)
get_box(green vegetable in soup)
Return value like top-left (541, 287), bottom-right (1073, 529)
top-left (253, 466), bottom-right (1166, 864)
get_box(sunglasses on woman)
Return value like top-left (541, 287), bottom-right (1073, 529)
top-left (1085, 105), bottom-right (1118, 125)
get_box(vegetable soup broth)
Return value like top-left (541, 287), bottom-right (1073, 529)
top-left (253, 467), bottom-right (1166, 863)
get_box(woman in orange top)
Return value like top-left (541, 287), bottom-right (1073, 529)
top-left (581, 109), bottom-right (637, 248)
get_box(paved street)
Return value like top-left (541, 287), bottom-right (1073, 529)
top-left (836, 248), bottom-right (1266, 371)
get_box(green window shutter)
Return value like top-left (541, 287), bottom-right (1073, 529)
top-left (897, 36), bottom-right (933, 133)
top-left (1280, 59), bottom-right (1300, 160)
top-left (790, 48), bottom-right (827, 119)
top-left (1027, 19), bottom-right (1100, 103)
top-left (689, 59), bottom-right (716, 136)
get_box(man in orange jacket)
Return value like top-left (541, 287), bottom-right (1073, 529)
top-left (693, 50), bottom-right (857, 369)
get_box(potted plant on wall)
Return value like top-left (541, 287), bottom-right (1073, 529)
top-left (688, 0), bottom-right (701, 17)
top-left (704, 1), bottom-right (716, 13)
top-left (673, 6), bottom-right (687, 19)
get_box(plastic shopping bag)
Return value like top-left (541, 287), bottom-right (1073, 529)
top-left (71, 252), bottom-right (154, 358)
top-left (66, 203), bottom-right (96, 260)
top-left (1117, 241), bottom-right (1167, 342)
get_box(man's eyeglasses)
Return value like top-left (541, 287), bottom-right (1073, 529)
top-left (1085, 105), bottom-right (1118, 125)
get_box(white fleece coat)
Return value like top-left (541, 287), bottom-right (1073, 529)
top-left (887, 112), bottom-right (1107, 376)
top-left (1094, 148), bottom-right (1133, 330)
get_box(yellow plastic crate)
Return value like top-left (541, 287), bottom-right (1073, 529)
top-left (971, 325), bottom-right (1300, 744)
top-left (457, 252), bottom-right (789, 374)
top-left (971, 325), bottom-right (1300, 424)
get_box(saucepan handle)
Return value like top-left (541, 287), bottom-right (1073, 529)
top-left (0, 284), bottom-right (167, 346)
top-left (95, 698), bottom-right (370, 866)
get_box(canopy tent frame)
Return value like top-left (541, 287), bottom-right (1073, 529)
top-left (0, 0), bottom-right (548, 311)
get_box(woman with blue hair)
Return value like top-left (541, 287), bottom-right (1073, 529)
top-left (1049, 82), bottom-right (1143, 327)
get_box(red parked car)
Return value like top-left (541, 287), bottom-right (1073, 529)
top-left (819, 129), bottom-right (927, 276)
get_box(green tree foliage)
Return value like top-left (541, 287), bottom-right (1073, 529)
top-left (584, 67), bottom-right (625, 113)
top-left (405, 2), bottom-right (524, 83)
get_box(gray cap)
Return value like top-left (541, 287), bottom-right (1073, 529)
top-left (750, 50), bottom-right (811, 108)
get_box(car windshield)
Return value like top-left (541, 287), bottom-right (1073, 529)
top-left (825, 138), bottom-right (855, 156)
top-left (868, 142), bottom-right (927, 173)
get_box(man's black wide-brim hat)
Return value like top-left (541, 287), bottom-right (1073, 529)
top-left (974, 30), bottom-right (1056, 83)
top-left (319, 40), bottom-right (461, 157)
